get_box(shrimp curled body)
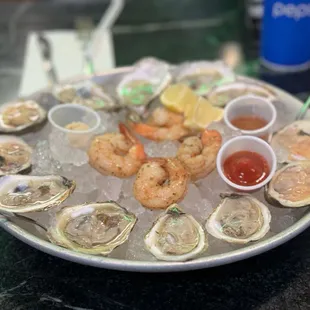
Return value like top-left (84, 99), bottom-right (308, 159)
top-left (177, 129), bottom-right (222, 180)
top-left (88, 123), bottom-right (146, 178)
top-left (134, 158), bottom-right (189, 209)
top-left (131, 107), bottom-right (190, 141)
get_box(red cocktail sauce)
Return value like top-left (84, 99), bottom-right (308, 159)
top-left (223, 151), bottom-right (270, 186)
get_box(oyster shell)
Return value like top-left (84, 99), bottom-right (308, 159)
top-left (175, 60), bottom-right (235, 95)
top-left (144, 204), bottom-right (207, 261)
top-left (0, 100), bottom-right (46, 133)
top-left (117, 57), bottom-right (172, 115)
top-left (265, 161), bottom-right (310, 208)
top-left (47, 201), bottom-right (137, 255)
top-left (207, 81), bottom-right (277, 107)
top-left (271, 120), bottom-right (310, 163)
top-left (0, 175), bottom-right (75, 213)
top-left (54, 80), bottom-right (116, 111)
top-left (206, 194), bottom-right (271, 244)
top-left (0, 136), bottom-right (32, 175)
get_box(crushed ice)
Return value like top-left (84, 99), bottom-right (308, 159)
top-left (207, 120), bottom-right (241, 143)
top-left (49, 130), bottom-right (89, 166)
top-left (31, 140), bottom-right (62, 175)
top-left (97, 110), bottom-right (128, 133)
top-left (145, 140), bottom-right (179, 157)
top-left (96, 175), bottom-right (123, 201)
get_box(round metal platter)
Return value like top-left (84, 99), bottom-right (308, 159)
top-left (0, 67), bottom-right (309, 272)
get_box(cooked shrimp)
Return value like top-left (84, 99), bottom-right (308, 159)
top-left (88, 123), bottom-right (146, 178)
top-left (130, 107), bottom-right (190, 141)
top-left (134, 157), bottom-right (189, 209)
top-left (177, 129), bottom-right (222, 180)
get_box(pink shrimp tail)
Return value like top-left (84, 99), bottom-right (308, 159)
top-left (201, 129), bottom-right (222, 147)
top-left (120, 122), bottom-right (147, 161)
top-left (130, 122), bottom-right (159, 141)
top-left (119, 122), bottom-right (140, 144)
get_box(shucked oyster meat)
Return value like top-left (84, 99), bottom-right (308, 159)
top-left (117, 57), bottom-right (172, 115)
top-left (48, 201), bottom-right (137, 255)
top-left (207, 81), bottom-right (276, 107)
top-left (175, 60), bottom-right (235, 95)
top-left (0, 175), bottom-right (75, 213)
top-left (144, 204), bottom-right (207, 261)
top-left (54, 80), bottom-right (116, 111)
top-left (206, 194), bottom-right (271, 244)
top-left (265, 161), bottom-right (310, 208)
top-left (271, 120), bottom-right (310, 163)
top-left (0, 136), bottom-right (32, 175)
top-left (0, 100), bottom-right (46, 133)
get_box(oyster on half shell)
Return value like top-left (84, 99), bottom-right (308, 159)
top-left (54, 80), bottom-right (116, 111)
top-left (144, 204), bottom-right (207, 261)
top-left (0, 175), bottom-right (75, 213)
top-left (47, 201), bottom-right (137, 255)
top-left (117, 57), bottom-right (172, 115)
top-left (271, 120), bottom-right (310, 163)
top-left (0, 100), bottom-right (46, 133)
top-left (206, 194), bottom-right (271, 244)
top-left (265, 161), bottom-right (310, 208)
top-left (175, 60), bottom-right (235, 95)
top-left (0, 136), bottom-right (32, 175)
top-left (207, 81), bottom-right (277, 107)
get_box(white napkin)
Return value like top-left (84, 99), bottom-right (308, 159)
top-left (19, 29), bottom-right (115, 96)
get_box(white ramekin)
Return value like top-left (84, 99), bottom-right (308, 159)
top-left (216, 135), bottom-right (277, 192)
top-left (223, 95), bottom-right (277, 139)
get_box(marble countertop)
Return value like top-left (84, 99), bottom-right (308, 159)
top-left (0, 1), bottom-right (310, 309)
top-left (1, 229), bottom-right (310, 309)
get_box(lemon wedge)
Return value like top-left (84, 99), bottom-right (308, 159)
top-left (160, 83), bottom-right (224, 130)
top-left (160, 84), bottom-right (197, 113)
top-left (184, 97), bottom-right (224, 130)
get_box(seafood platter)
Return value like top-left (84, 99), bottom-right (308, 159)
top-left (0, 57), bottom-right (310, 272)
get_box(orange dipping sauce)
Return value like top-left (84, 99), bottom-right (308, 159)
top-left (231, 115), bottom-right (268, 131)
top-left (223, 151), bottom-right (270, 186)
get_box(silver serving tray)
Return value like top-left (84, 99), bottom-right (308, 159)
top-left (1, 67), bottom-right (309, 272)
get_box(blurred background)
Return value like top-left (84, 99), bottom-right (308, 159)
top-left (0, 0), bottom-right (309, 102)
